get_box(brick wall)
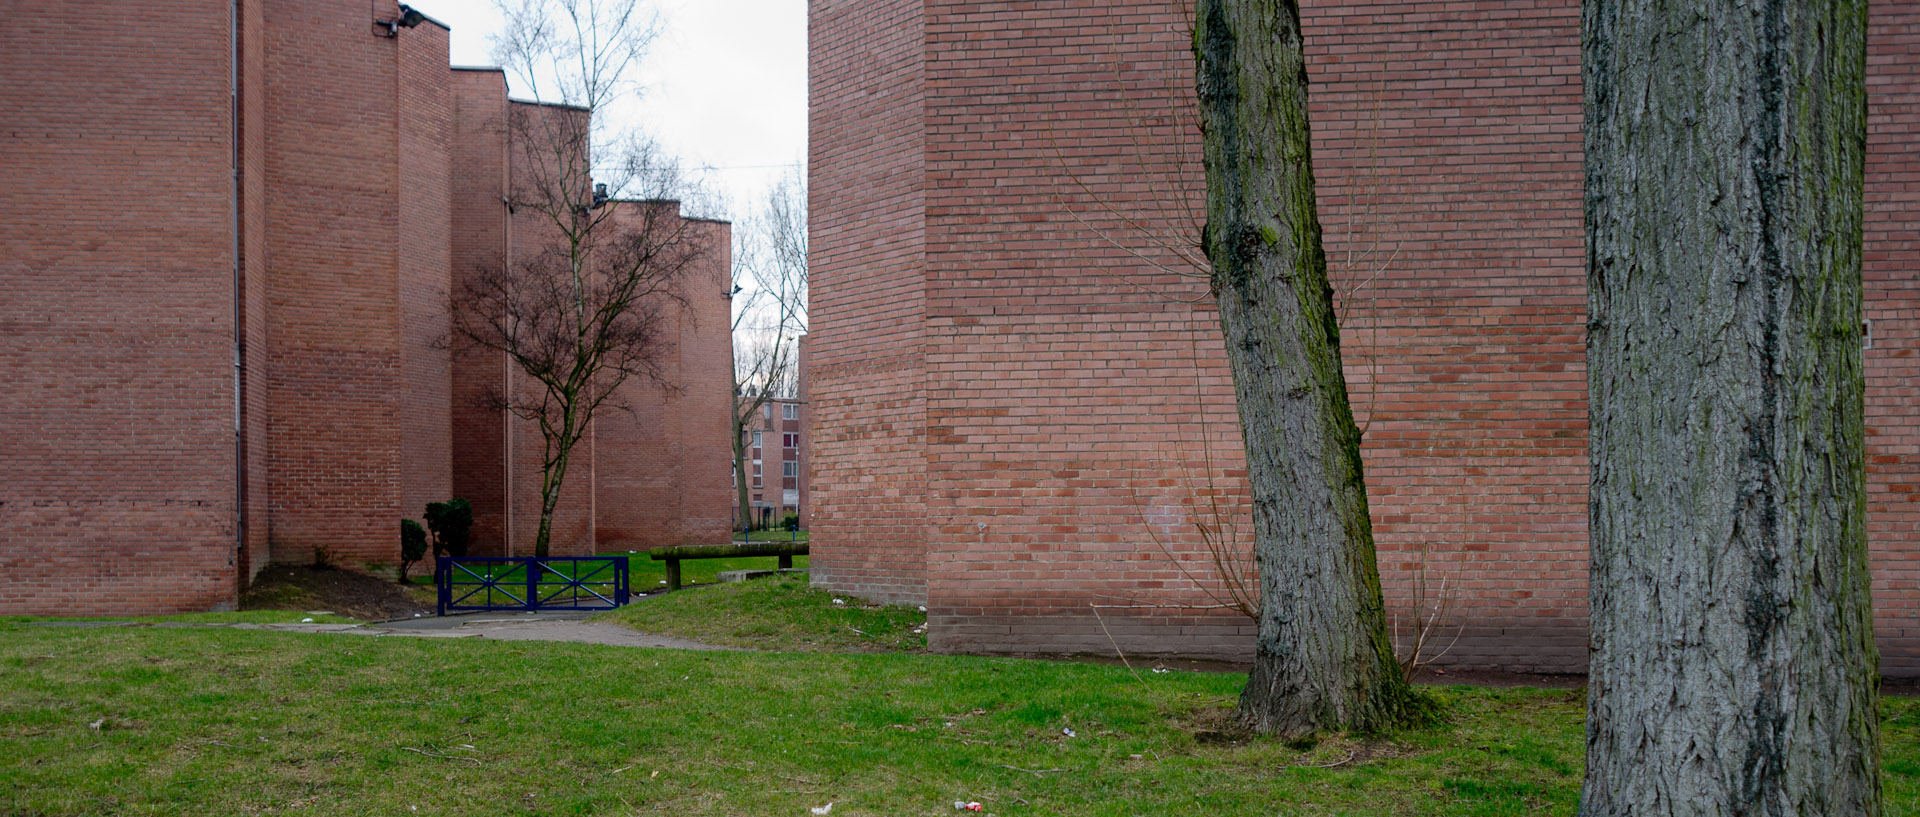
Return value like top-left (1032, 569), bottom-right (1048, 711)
top-left (397, 18), bottom-right (455, 535)
top-left (239, 0), bottom-right (272, 583)
top-left (262, 0), bottom-right (407, 568)
top-left (594, 211), bottom-right (736, 550)
top-left (807, 0), bottom-right (932, 605)
top-left (5, 3), bottom-right (727, 612)
top-left (811, 0), bottom-right (1920, 673)
top-left (915, 0), bottom-right (1255, 660)
top-left (448, 99), bottom-right (735, 558)
top-left (449, 69), bottom-right (514, 556)
top-left (499, 101), bottom-right (598, 556)
top-left (1866, 2), bottom-right (1920, 676)
top-left (0, 0), bottom-right (242, 613)
top-left (1301, 0), bottom-right (1590, 670)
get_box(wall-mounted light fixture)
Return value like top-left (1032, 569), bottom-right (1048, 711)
top-left (374, 4), bottom-right (428, 37)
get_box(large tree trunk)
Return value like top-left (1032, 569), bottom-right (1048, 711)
top-left (1581, 0), bottom-right (1879, 813)
top-left (1193, 0), bottom-right (1415, 737)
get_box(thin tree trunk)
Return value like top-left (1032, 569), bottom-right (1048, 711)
top-left (1193, 0), bottom-right (1415, 737)
top-left (733, 414), bottom-right (753, 533)
top-left (535, 435), bottom-right (573, 558)
top-left (1581, 0), bottom-right (1879, 812)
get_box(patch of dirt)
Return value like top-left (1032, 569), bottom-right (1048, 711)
top-left (1180, 702), bottom-right (1256, 747)
top-left (241, 565), bottom-right (434, 622)
top-left (1176, 703), bottom-right (1422, 766)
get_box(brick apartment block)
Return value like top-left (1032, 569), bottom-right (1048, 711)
top-left (736, 337), bottom-right (812, 530)
top-left (808, 0), bottom-right (1920, 674)
top-left (0, 0), bottom-right (731, 616)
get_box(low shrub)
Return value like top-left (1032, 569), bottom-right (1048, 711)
top-left (425, 498), bottom-right (473, 558)
top-left (399, 519), bottom-right (428, 583)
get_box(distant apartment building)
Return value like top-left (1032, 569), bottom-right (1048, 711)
top-left (733, 336), bottom-right (811, 529)
top-left (0, 0), bottom-right (732, 615)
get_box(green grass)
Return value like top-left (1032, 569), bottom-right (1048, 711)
top-left (0, 611), bottom-right (358, 625)
top-left (5, 571), bottom-right (1916, 816)
top-left (598, 551), bottom-right (811, 590)
top-left (2, 622), bottom-right (1915, 816)
top-left (603, 573), bottom-right (923, 652)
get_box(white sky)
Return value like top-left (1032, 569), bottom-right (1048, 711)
top-left (405, 0), bottom-right (808, 221)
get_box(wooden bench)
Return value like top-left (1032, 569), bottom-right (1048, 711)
top-left (647, 543), bottom-right (809, 591)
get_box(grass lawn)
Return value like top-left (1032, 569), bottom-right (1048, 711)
top-left (3, 579), bottom-right (1916, 816)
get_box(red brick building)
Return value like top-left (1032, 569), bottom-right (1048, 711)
top-left (738, 393), bottom-right (809, 528)
top-left (0, 0), bottom-right (731, 615)
top-left (808, 0), bottom-right (1920, 674)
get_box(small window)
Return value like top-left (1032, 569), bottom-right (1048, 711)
top-left (782, 461), bottom-right (798, 478)
top-left (752, 475), bottom-right (761, 488)
top-left (783, 432), bottom-right (798, 448)
top-left (751, 431), bottom-right (762, 448)
top-left (782, 403), bottom-right (799, 420)
top-left (764, 403), bottom-right (772, 420)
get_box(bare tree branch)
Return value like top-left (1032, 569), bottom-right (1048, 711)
top-left (728, 169), bottom-right (808, 531)
top-left (451, 0), bottom-right (713, 557)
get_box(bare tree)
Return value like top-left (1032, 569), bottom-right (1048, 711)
top-left (729, 171), bottom-right (808, 531)
top-left (1192, 0), bottom-right (1419, 736)
top-left (452, 0), bottom-right (714, 557)
top-left (1580, 0), bottom-right (1878, 812)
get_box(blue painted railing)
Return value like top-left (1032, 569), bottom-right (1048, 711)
top-left (436, 556), bottom-right (629, 616)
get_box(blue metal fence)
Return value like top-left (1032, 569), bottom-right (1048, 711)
top-left (436, 556), bottom-right (630, 615)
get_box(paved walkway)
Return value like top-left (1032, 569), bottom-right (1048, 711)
top-left (34, 610), bottom-right (737, 651)
top-left (369, 610), bottom-right (737, 650)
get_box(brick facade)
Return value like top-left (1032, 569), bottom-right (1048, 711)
top-left (1, 1), bottom-right (245, 614)
top-left (594, 211), bottom-right (736, 551)
top-left (809, 0), bottom-right (1920, 674)
top-left (262, 0), bottom-right (426, 568)
top-left (2, 1), bottom-right (731, 614)
top-left (447, 98), bottom-right (736, 558)
top-left (808, 0), bottom-right (932, 605)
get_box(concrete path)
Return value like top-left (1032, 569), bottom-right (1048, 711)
top-left (33, 610), bottom-right (737, 651)
top-left (366, 610), bottom-right (737, 650)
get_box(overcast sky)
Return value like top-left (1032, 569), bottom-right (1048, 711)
top-left (405, 0), bottom-right (807, 221)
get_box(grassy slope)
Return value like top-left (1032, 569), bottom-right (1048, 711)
top-left (603, 573), bottom-right (924, 652)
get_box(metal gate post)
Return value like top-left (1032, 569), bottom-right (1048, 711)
top-left (526, 559), bottom-right (540, 611)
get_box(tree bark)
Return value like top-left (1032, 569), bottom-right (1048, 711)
top-left (733, 404), bottom-right (754, 533)
top-left (1193, 0), bottom-right (1415, 737)
top-left (1581, 0), bottom-right (1879, 813)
